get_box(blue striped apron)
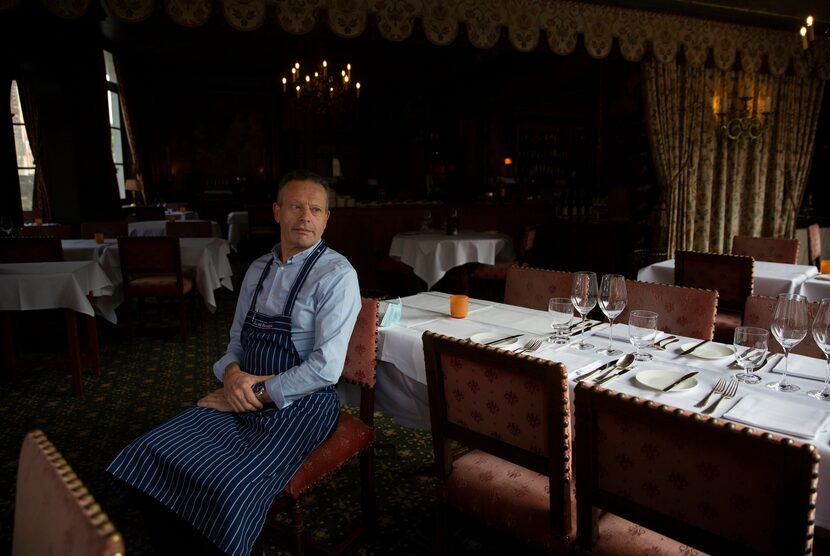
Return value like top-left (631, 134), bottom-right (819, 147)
top-left (107, 241), bottom-right (339, 556)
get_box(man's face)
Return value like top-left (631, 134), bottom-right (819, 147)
top-left (273, 180), bottom-right (329, 258)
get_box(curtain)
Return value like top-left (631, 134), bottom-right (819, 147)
top-left (16, 76), bottom-right (50, 221)
top-left (644, 59), bottom-right (825, 256)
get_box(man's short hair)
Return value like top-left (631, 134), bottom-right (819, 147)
top-left (276, 170), bottom-right (331, 210)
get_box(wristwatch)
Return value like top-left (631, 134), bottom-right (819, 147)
top-left (251, 381), bottom-right (268, 403)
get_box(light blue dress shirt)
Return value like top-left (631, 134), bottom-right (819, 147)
top-left (213, 240), bottom-right (361, 408)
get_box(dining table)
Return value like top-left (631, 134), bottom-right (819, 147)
top-left (798, 274), bottom-right (830, 302)
top-left (388, 230), bottom-right (515, 290)
top-left (127, 219), bottom-right (222, 238)
top-left (364, 290), bottom-right (830, 531)
top-left (637, 258), bottom-right (819, 297)
top-left (0, 260), bottom-right (117, 396)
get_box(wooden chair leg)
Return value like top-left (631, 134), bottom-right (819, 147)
top-left (84, 313), bottom-right (100, 376)
top-left (64, 309), bottom-right (84, 397)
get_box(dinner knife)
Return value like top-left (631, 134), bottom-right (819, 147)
top-left (484, 334), bottom-right (522, 346)
top-left (576, 360), bottom-right (616, 382)
top-left (596, 366), bottom-right (634, 386)
top-left (678, 339), bottom-right (709, 356)
top-left (661, 371), bottom-right (699, 392)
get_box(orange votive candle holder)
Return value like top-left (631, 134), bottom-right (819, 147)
top-left (450, 295), bottom-right (469, 319)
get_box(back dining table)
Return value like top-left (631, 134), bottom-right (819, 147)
top-left (358, 291), bottom-right (830, 531)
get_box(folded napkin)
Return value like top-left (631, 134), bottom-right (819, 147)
top-left (723, 396), bottom-right (829, 439)
top-left (532, 346), bottom-right (604, 376)
top-left (768, 352), bottom-right (829, 382)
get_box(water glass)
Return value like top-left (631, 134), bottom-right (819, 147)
top-left (548, 297), bottom-right (573, 344)
top-left (597, 274), bottom-right (626, 356)
top-left (808, 298), bottom-right (830, 401)
top-left (570, 271), bottom-right (598, 351)
top-left (767, 293), bottom-right (808, 393)
top-left (733, 326), bottom-right (768, 384)
top-left (628, 310), bottom-right (658, 361)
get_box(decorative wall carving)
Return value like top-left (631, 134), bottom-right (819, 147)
top-left (4, 0), bottom-right (827, 78)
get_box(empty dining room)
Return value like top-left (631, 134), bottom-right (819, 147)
top-left (2, 0), bottom-right (830, 554)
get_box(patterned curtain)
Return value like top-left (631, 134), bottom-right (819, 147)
top-left (15, 77), bottom-right (50, 221)
top-left (645, 60), bottom-right (825, 256)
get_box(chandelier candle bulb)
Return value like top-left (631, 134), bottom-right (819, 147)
top-left (801, 27), bottom-right (808, 50)
top-left (807, 15), bottom-right (815, 41)
top-left (322, 60), bottom-right (328, 77)
top-left (281, 77), bottom-right (287, 92)
top-left (356, 82), bottom-right (360, 98)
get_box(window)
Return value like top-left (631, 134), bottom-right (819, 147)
top-left (104, 50), bottom-right (128, 199)
top-left (10, 81), bottom-right (34, 211)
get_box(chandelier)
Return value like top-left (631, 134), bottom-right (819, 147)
top-left (798, 14), bottom-right (830, 73)
top-left (280, 60), bottom-right (361, 112)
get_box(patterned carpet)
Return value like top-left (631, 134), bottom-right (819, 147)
top-left (0, 254), bottom-right (537, 555)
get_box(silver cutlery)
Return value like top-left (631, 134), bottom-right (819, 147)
top-left (586, 353), bottom-right (636, 383)
top-left (513, 338), bottom-right (543, 355)
top-left (596, 365), bottom-right (636, 386)
top-left (661, 371), bottom-right (698, 392)
top-left (484, 334), bottom-right (522, 346)
top-left (679, 339), bottom-right (709, 356)
top-left (728, 350), bottom-right (777, 370)
top-left (652, 337), bottom-right (679, 351)
top-left (576, 360), bottom-right (616, 382)
top-left (694, 378), bottom-right (726, 408)
top-left (703, 380), bottom-right (738, 414)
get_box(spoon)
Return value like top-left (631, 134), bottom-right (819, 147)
top-left (578, 353), bottom-right (635, 383)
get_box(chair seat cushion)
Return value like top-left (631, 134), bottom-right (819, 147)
top-left (589, 512), bottom-right (706, 555)
top-left (443, 449), bottom-right (561, 550)
top-left (126, 276), bottom-right (194, 296)
top-left (713, 310), bottom-right (742, 343)
top-left (285, 411), bottom-right (374, 498)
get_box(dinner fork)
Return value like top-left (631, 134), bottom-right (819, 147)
top-left (703, 380), bottom-right (738, 415)
top-left (652, 338), bottom-right (679, 351)
top-left (514, 338), bottom-right (543, 355)
top-left (694, 378), bottom-right (727, 409)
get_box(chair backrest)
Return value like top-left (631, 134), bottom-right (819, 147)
top-left (166, 220), bottom-right (213, 238)
top-left (422, 331), bottom-right (574, 546)
top-left (574, 384), bottom-right (818, 555)
top-left (504, 266), bottom-right (575, 310)
top-left (117, 236), bottom-right (184, 293)
top-left (19, 224), bottom-right (72, 239)
top-left (342, 297), bottom-right (379, 424)
top-left (134, 205), bottom-right (165, 222)
top-left (165, 201), bottom-right (189, 211)
top-left (674, 250), bottom-right (753, 314)
top-left (743, 294), bottom-right (825, 359)
top-left (13, 430), bottom-right (125, 556)
top-left (619, 280), bottom-right (718, 339)
top-left (807, 224), bottom-right (821, 267)
top-left (731, 235), bottom-right (799, 264)
top-left (0, 237), bottom-right (64, 263)
top-left (80, 220), bottom-right (128, 239)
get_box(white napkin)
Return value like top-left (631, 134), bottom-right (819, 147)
top-left (533, 346), bottom-right (605, 376)
top-left (768, 352), bottom-right (829, 382)
top-left (723, 396), bottom-right (829, 439)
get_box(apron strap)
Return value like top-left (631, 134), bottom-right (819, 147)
top-left (282, 240), bottom-right (327, 316)
top-left (249, 258), bottom-right (275, 313)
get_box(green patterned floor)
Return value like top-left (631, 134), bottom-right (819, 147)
top-left (0, 256), bottom-right (538, 555)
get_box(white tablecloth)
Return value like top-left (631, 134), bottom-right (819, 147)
top-left (165, 210), bottom-right (199, 220)
top-left (637, 259), bottom-right (819, 297)
top-left (227, 211), bottom-right (249, 252)
top-left (128, 220), bottom-right (222, 238)
top-left (376, 291), bottom-right (830, 529)
top-left (98, 237), bottom-right (233, 312)
top-left (798, 275), bottom-right (830, 302)
top-left (0, 261), bottom-right (118, 323)
top-left (388, 231), bottom-right (515, 289)
top-left (61, 238), bottom-right (117, 262)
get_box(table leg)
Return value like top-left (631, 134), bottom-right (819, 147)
top-left (0, 311), bottom-right (16, 380)
top-left (64, 310), bottom-right (84, 397)
top-left (85, 294), bottom-right (100, 376)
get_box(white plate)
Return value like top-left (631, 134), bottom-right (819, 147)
top-left (677, 342), bottom-right (733, 359)
top-left (635, 369), bottom-right (699, 392)
top-left (469, 332), bottom-right (522, 350)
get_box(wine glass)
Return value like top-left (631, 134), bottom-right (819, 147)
top-left (597, 274), bottom-right (627, 356)
top-left (628, 310), bottom-right (658, 361)
top-left (733, 326), bottom-right (768, 384)
top-left (766, 293), bottom-right (808, 393)
top-left (807, 298), bottom-right (830, 401)
top-left (570, 271), bottom-right (598, 351)
top-left (548, 297), bottom-right (573, 344)
top-left (0, 216), bottom-right (14, 237)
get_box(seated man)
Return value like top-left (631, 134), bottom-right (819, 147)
top-left (107, 170), bottom-right (361, 555)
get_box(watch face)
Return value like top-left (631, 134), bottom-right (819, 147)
top-left (252, 382), bottom-right (265, 396)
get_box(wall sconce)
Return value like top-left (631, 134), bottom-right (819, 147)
top-left (715, 94), bottom-right (771, 143)
top-left (125, 178), bottom-right (145, 205)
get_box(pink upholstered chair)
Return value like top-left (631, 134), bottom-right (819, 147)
top-left (13, 430), bottom-right (125, 556)
top-left (618, 280), bottom-right (718, 339)
top-left (731, 235), bottom-right (799, 264)
top-left (743, 294), bottom-right (825, 359)
top-left (674, 250), bottom-right (754, 343)
top-left (503, 266), bottom-right (575, 310)
top-left (574, 384), bottom-right (818, 555)
top-left (266, 297), bottom-right (378, 553)
top-left (808, 224), bottom-right (822, 269)
top-left (422, 331), bottom-right (574, 554)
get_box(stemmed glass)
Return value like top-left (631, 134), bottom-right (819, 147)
top-left (0, 216), bottom-right (14, 237)
top-left (766, 293), bottom-right (808, 393)
top-left (597, 274), bottom-right (627, 356)
top-left (570, 271), bottom-right (598, 351)
top-left (628, 310), bottom-right (658, 361)
top-left (548, 297), bottom-right (573, 344)
top-left (733, 326), bottom-right (768, 384)
top-left (807, 298), bottom-right (830, 401)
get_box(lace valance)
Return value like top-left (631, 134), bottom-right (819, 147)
top-left (4, 0), bottom-right (827, 78)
